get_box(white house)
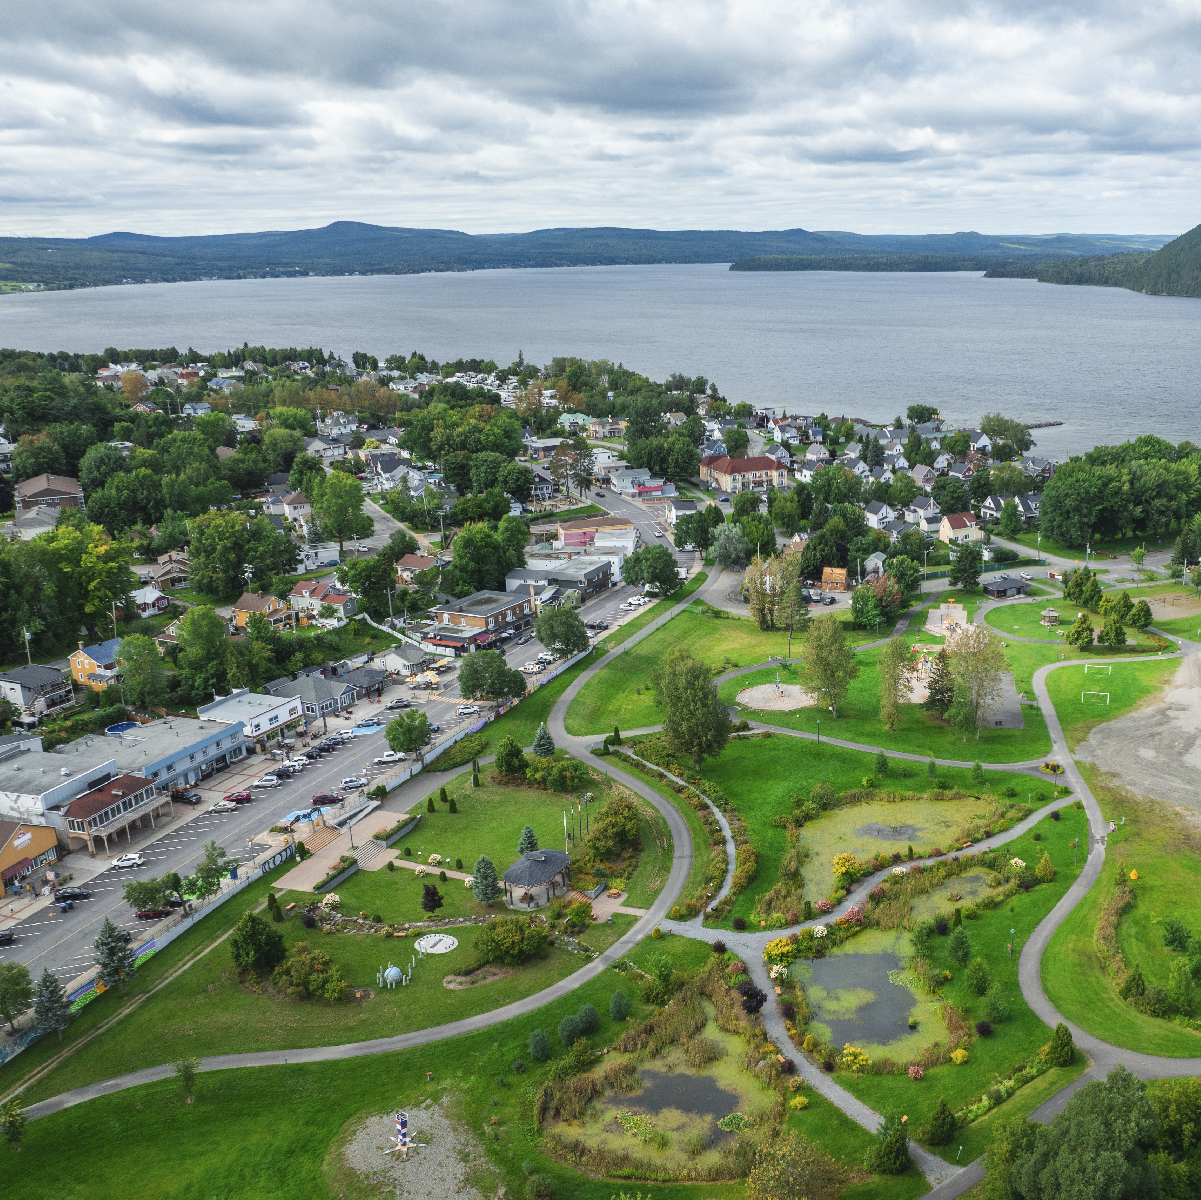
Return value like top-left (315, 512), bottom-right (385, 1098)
top-left (864, 500), bottom-right (897, 530)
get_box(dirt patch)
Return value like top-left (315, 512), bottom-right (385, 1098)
top-left (1077, 656), bottom-right (1194, 810)
top-left (736, 682), bottom-right (819, 711)
top-left (333, 1098), bottom-right (495, 1200)
top-left (443, 964), bottom-right (513, 989)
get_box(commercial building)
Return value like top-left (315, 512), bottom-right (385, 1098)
top-left (109, 717), bottom-right (246, 790)
top-left (426, 590), bottom-right (536, 652)
top-left (197, 689), bottom-right (304, 744)
top-left (505, 556), bottom-right (613, 601)
top-left (0, 740), bottom-right (119, 834)
top-left (555, 515), bottom-right (636, 551)
top-left (699, 455), bottom-right (789, 494)
top-left (0, 819), bottom-right (60, 890)
top-left (59, 772), bottom-right (170, 857)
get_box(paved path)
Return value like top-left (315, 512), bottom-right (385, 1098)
top-left (17, 575), bottom-right (1201, 1198)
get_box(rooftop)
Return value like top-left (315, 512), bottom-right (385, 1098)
top-left (0, 745), bottom-right (116, 799)
top-left (502, 849), bottom-right (571, 887)
top-left (60, 773), bottom-right (157, 822)
top-left (431, 591), bottom-right (517, 616)
top-left (109, 717), bottom-right (237, 773)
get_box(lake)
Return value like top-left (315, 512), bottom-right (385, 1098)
top-left (3, 264), bottom-right (1199, 457)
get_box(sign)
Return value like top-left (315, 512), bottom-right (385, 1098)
top-left (14, 830), bottom-right (32, 850)
top-left (414, 933), bottom-right (458, 954)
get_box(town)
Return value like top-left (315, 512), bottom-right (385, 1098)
top-left (1, 345), bottom-right (1198, 1199)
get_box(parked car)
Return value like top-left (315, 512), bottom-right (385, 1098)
top-left (340, 776), bottom-right (368, 789)
top-left (456, 704), bottom-right (480, 716)
top-left (593, 620), bottom-right (609, 630)
top-left (719, 495), bottom-right (730, 503)
top-left (253, 775), bottom-right (282, 788)
top-left (374, 751), bottom-right (405, 764)
top-left (619, 602), bottom-right (635, 611)
top-left (822, 596), bottom-right (837, 606)
top-left (311, 792), bottom-right (343, 804)
top-left (54, 886), bottom-right (90, 901)
top-left (210, 799), bottom-right (239, 813)
top-left (112, 853), bottom-right (145, 870)
top-left (223, 791), bottom-right (252, 805)
top-left (595, 491), bottom-right (605, 497)
top-left (357, 717), bottom-right (383, 728)
top-left (136, 906), bottom-right (171, 920)
top-left (522, 663), bottom-right (543, 673)
top-left (0, 929), bottom-right (14, 945)
top-left (518, 634), bottom-right (532, 645)
top-left (289, 758), bottom-right (311, 770)
top-left (427, 723), bottom-right (440, 733)
top-left (385, 698), bottom-right (410, 710)
top-left (175, 790), bottom-right (203, 806)
top-left (1020, 571), bottom-right (1032, 580)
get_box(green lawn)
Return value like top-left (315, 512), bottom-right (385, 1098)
top-left (600, 570), bottom-right (709, 650)
top-left (1044, 657), bottom-right (1180, 750)
top-left (982, 598), bottom-right (1161, 650)
top-left (697, 736), bottom-right (1038, 923)
top-left (1043, 769), bottom-right (1201, 1057)
top-left (841, 806), bottom-right (1092, 1164)
top-left (8, 929), bottom-right (924, 1200)
top-left (567, 602), bottom-right (896, 736)
top-left (1000, 529), bottom-right (1159, 561)
top-left (719, 648), bottom-right (1052, 764)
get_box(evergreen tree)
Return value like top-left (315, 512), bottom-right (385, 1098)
top-left (94, 916), bottom-right (135, 997)
top-left (1065, 611), bottom-right (1095, 647)
top-left (427, 796), bottom-right (436, 812)
top-left (439, 786), bottom-right (448, 804)
top-left (494, 735), bottom-right (527, 776)
top-left (982, 982), bottom-right (1009, 1025)
top-left (1044, 1022), bottom-right (1074, 1067)
top-left (528, 1028), bottom-right (551, 1061)
top-left (967, 956), bottom-right (990, 995)
top-left (948, 927), bottom-right (971, 965)
top-left (518, 824), bottom-right (539, 854)
top-left (1119, 962), bottom-right (1146, 1000)
top-left (927, 756), bottom-right (937, 778)
top-left (1097, 614), bottom-right (1127, 648)
top-left (471, 855), bottom-right (502, 905)
top-left (420, 883), bottom-right (444, 914)
top-left (32, 968), bottom-right (70, 1043)
top-left (531, 723), bottom-right (556, 757)
top-left (612, 725), bottom-right (622, 745)
top-left (923, 649), bottom-right (954, 715)
top-left (609, 990), bottom-right (632, 1021)
top-left (1080, 574), bottom-right (1104, 612)
top-left (866, 1111), bottom-right (911, 1174)
top-left (929, 1097), bottom-right (957, 1145)
top-left (229, 911), bottom-right (286, 974)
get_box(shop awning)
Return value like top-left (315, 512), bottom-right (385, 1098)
top-left (1, 857), bottom-right (32, 881)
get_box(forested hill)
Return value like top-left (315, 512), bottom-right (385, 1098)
top-left (982, 222), bottom-right (1201, 298)
top-left (0, 222), bottom-right (1170, 290)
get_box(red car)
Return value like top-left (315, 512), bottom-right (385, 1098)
top-left (223, 791), bottom-right (252, 804)
top-left (311, 793), bottom-right (342, 805)
top-left (136, 906), bottom-right (171, 919)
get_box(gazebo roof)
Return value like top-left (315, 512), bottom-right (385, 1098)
top-left (1041, 608), bottom-right (1059, 615)
top-left (503, 849), bottom-right (570, 887)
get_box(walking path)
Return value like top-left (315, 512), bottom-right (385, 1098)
top-left (16, 573), bottom-right (1201, 1198)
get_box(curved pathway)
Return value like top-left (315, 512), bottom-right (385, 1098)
top-left (18, 579), bottom-right (1201, 1198)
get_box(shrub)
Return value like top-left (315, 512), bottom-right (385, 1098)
top-left (1050, 808), bottom-right (1061, 820)
top-left (875, 749), bottom-right (888, 776)
top-left (455, 858), bottom-right (463, 870)
top-left (449, 798), bottom-right (458, 812)
top-left (951, 1048), bottom-right (969, 1065)
top-left (947, 927), bottom-right (971, 966)
top-left (526, 1172), bottom-right (552, 1199)
top-left (803, 900), bottom-right (813, 920)
top-left (963, 905), bottom-right (978, 920)
top-left (928, 1097), bottom-right (956, 1144)
top-left (732, 916), bottom-right (747, 931)
top-left (372, 913), bottom-right (383, 924)
top-left (934, 918), bottom-right (949, 936)
top-left (528, 1028), bottom-right (551, 1062)
top-left (404, 847), bottom-right (412, 857)
top-left (952, 907), bottom-right (962, 928)
top-left (386, 859), bottom-right (395, 872)
top-left (810, 781), bottom-right (835, 810)
top-left (908, 1064), bottom-right (923, 1080)
top-left (609, 990), bottom-right (632, 1021)
top-left (1044, 1022), bottom-right (1073, 1066)
top-left (1032, 831), bottom-right (1042, 842)
top-left (1119, 962), bottom-right (1146, 1000)
top-left (1163, 918), bottom-right (1193, 952)
top-left (651, 926), bottom-right (661, 939)
top-left (300, 908), bottom-right (317, 929)
top-left (711, 940), bottom-right (727, 955)
top-left (558, 1012), bottom-right (584, 1046)
top-left (576, 1003), bottom-right (601, 1035)
top-left (982, 982), bottom-right (1009, 1024)
top-left (866, 1111), bottom-right (910, 1174)
top-left (975, 1020), bottom-right (993, 1037)
top-left (1139, 986), bottom-right (1172, 1018)
top-left (1035, 852), bottom-right (1056, 883)
top-left (427, 797), bottom-right (436, 813)
top-left (271, 941), bottom-right (347, 1001)
top-left (966, 957), bottom-right (990, 995)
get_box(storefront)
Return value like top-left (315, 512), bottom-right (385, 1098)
top-left (0, 822), bottom-right (59, 894)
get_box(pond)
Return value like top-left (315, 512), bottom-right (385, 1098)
top-left (798, 950), bottom-right (919, 1047)
top-left (856, 822), bottom-right (919, 841)
top-left (620, 1068), bottom-right (741, 1145)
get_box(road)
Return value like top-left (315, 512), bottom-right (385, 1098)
top-left (0, 720), bottom-right (396, 986)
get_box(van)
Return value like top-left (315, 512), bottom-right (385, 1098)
top-left (537, 652), bottom-right (554, 663)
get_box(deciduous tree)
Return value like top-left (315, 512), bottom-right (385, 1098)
top-left (746, 1133), bottom-right (843, 1200)
top-left (117, 634), bottom-right (167, 710)
top-left (651, 646), bottom-right (731, 767)
top-left (313, 471), bottom-right (373, 554)
top-left (184, 841), bottom-right (229, 902)
top-left (712, 522), bottom-right (751, 571)
top-left (386, 709), bottom-right (431, 752)
top-left (0, 961), bottom-right (34, 1031)
top-left (229, 911), bottom-right (286, 974)
top-left (948, 624), bottom-right (1007, 736)
top-left (800, 615), bottom-right (859, 718)
top-left (621, 544), bottom-right (680, 595)
top-left (534, 606), bottom-right (589, 655)
top-left (948, 542), bottom-right (984, 590)
top-left (878, 635), bottom-right (914, 731)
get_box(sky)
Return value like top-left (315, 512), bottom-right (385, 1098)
top-left (5, 0), bottom-right (1201, 238)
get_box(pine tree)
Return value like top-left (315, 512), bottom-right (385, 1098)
top-left (448, 797), bottom-right (458, 812)
top-left (1119, 962), bottom-right (1146, 1000)
top-left (1045, 1022), bottom-right (1074, 1066)
top-left (471, 855), bottom-right (502, 905)
top-left (948, 927), bottom-right (971, 965)
top-left (927, 757), bottom-right (937, 778)
top-left (528, 1028), bottom-right (551, 1061)
top-left (439, 786), bottom-right (448, 804)
top-left (518, 824), bottom-right (539, 854)
top-left (866, 1111), bottom-right (910, 1174)
top-left (922, 649), bottom-right (954, 715)
top-left (612, 725), bottom-right (622, 746)
top-left (1035, 852), bottom-right (1056, 883)
top-left (427, 796), bottom-right (436, 812)
top-left (420, 884), bottom-right (444, 914)
top-left (32, 968), bottom-right (70, 1043)
top-left (532, 724), bottom-right (556, 757)
top-left (94, 916), bottom-right (135, 997)
top-left (971, 761), bottom-right (985, 784)
top-left (929, 1097), bottom-right (957, 1145)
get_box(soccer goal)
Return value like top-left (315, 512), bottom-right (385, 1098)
top-left (1084, 664), bottom-right (1112, 675)
top-left (1082, 691), bottom-right (1110, 704)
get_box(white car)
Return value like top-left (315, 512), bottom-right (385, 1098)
top-left (341, 776), bottom-right (368, 789)
top-left (112, 853), bottom-right (144, 870)
top-left (457, 705), bottom-right (480, 716)
top-left (253, 775), bottom-right (281, 788)
top-left (373, 751), bottom-right (405, 764)
top-left (286, 758), bottom-right (309, 771)
top-left (619, 602), bottom-right (635, 611)
top-left (210, 799), bottom-right (239, 813)
top-left (522, 662), bottom-right (544, 673)
top-left (1020, 571), bottom-right (1032, 580)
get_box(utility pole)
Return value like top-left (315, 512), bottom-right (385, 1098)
top-left (22, 627), bottom-right (32, 665)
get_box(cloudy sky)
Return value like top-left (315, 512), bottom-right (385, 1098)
top-left (6, 0), bottom-right (1201, 237)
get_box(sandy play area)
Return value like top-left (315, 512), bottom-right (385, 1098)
top-left (736, 682), bottom-right (820, 710)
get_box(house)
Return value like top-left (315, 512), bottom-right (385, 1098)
top-left (289, 580), bottom-right (357, 620)
top-left (932, 453), bottom-right (953, 474)
top-left (149, 552), bottom-right (190, 590)
top-left (394, 553), bottom-right (442, 585)
top-left (910, 465), bottom-right (936, 491)
top-left (796, 461), bottom-right (825, 484)
top-left (864, 500), bottom-right (897, 530)
top-left (505, 556), bottom-right (613, 601)
top-left (232, 414), bottom-right (259, 434)
top-left (70, 638), bottom-right (122, 691)
top-left (523, 437), bottom-right (567, 461)
top-left (948, 461), bottom-right (975, 481)
top-left (982, 575), bottom-right (1029, 599)
top-left (215, 445), bottom-right (237, 462)
top-left (939, 513), bottom-right (982, 544)
top-left (556, 412), bottom-right (590, 433)
top-left (967, 430), bottom-right (993, 455)
top-left (197, 689), bottom-right (304, 744)
top-left (840, 456), bottom-right (872, 479)
top-left (130, 399), bottom-right (162, 411)
top-left (339, 664), bottom-right (389, 701)
top-left (232, 592), bottom-right (295, 630)
top-left (0, 740), bottom-right (117, 831)
top-left (870, 465), bottom-right (895, 485)
top-left (0, 665), bottom-right (74, 719)
top-left (863, 551), bottom-right (888, 577)
top-left (699, 455), bottom-right (789, 494)
top-left (129, 585), bottom-right (169, 616)
top-left (1020, 456), bottom-right (1056, 480)
top-left (588, 418), bottom-right (626, 439)
top-left (16, 474), bottom-right (83, 512)
top-left (666, 498), bottom-right (697, 525)
top-left (7, 507), bottom-right (60, 541)
top-left (820, 566), bottom-right (849, 592)
top-left (281, 491), bottom-right (311, 520)
top-left (881, 519), bottom-right (910, 543)
top-left (182, 400), bottom-right (212, 416)
top-left (0, 439), bottom-right (16, 472)
top-left (304, 436), bottom-right (347, 460)
top-left (264, 673), bottom-right (357, 721)
top-left (0, 819), bottom-right (60, 890)
top-left (905, 497), bottom-right (940, 524)
top-left (428, 590), bottom-right (536, 652)
top-left (379, 643), bottom-right (430, 674)
top-left (804, 443), bottom-right (831, 462)
top-left (698, 439), bottom-right (728, 459)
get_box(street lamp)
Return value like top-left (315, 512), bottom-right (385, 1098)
top-left (816, 718), bottom-right (821, 743)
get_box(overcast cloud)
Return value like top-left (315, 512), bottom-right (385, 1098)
top-left (4, 0), bottom-right (1201, 236)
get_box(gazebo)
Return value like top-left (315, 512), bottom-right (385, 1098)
top-left (502, 849), bottom-right (571, 908)
top-left (1040, 608), bottom-right (1060, 627)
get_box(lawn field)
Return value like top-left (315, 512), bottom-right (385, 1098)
top-left (1043, 768), bottom-right (1201, 1057)
top-left (999, 529), bottom-right (1155, 561)
top-left (566, 602), bottom-right (897, 736)
top-left (842, 806), bottom-right (1092, 1164)
top-left (695, 736), bottom-right (1036, 923)
top-left (8, 929), bottom-right (926, 1200)
top-left (982, 597), bottom-right (1161, 649)
top-left (1044, 657), bottom-right (1179, 751)
top-left (720, 650), bottom-right (1053, 764)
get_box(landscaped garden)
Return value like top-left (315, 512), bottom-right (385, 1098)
top-left (1043, 768), bottom-right (1201, 1057)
